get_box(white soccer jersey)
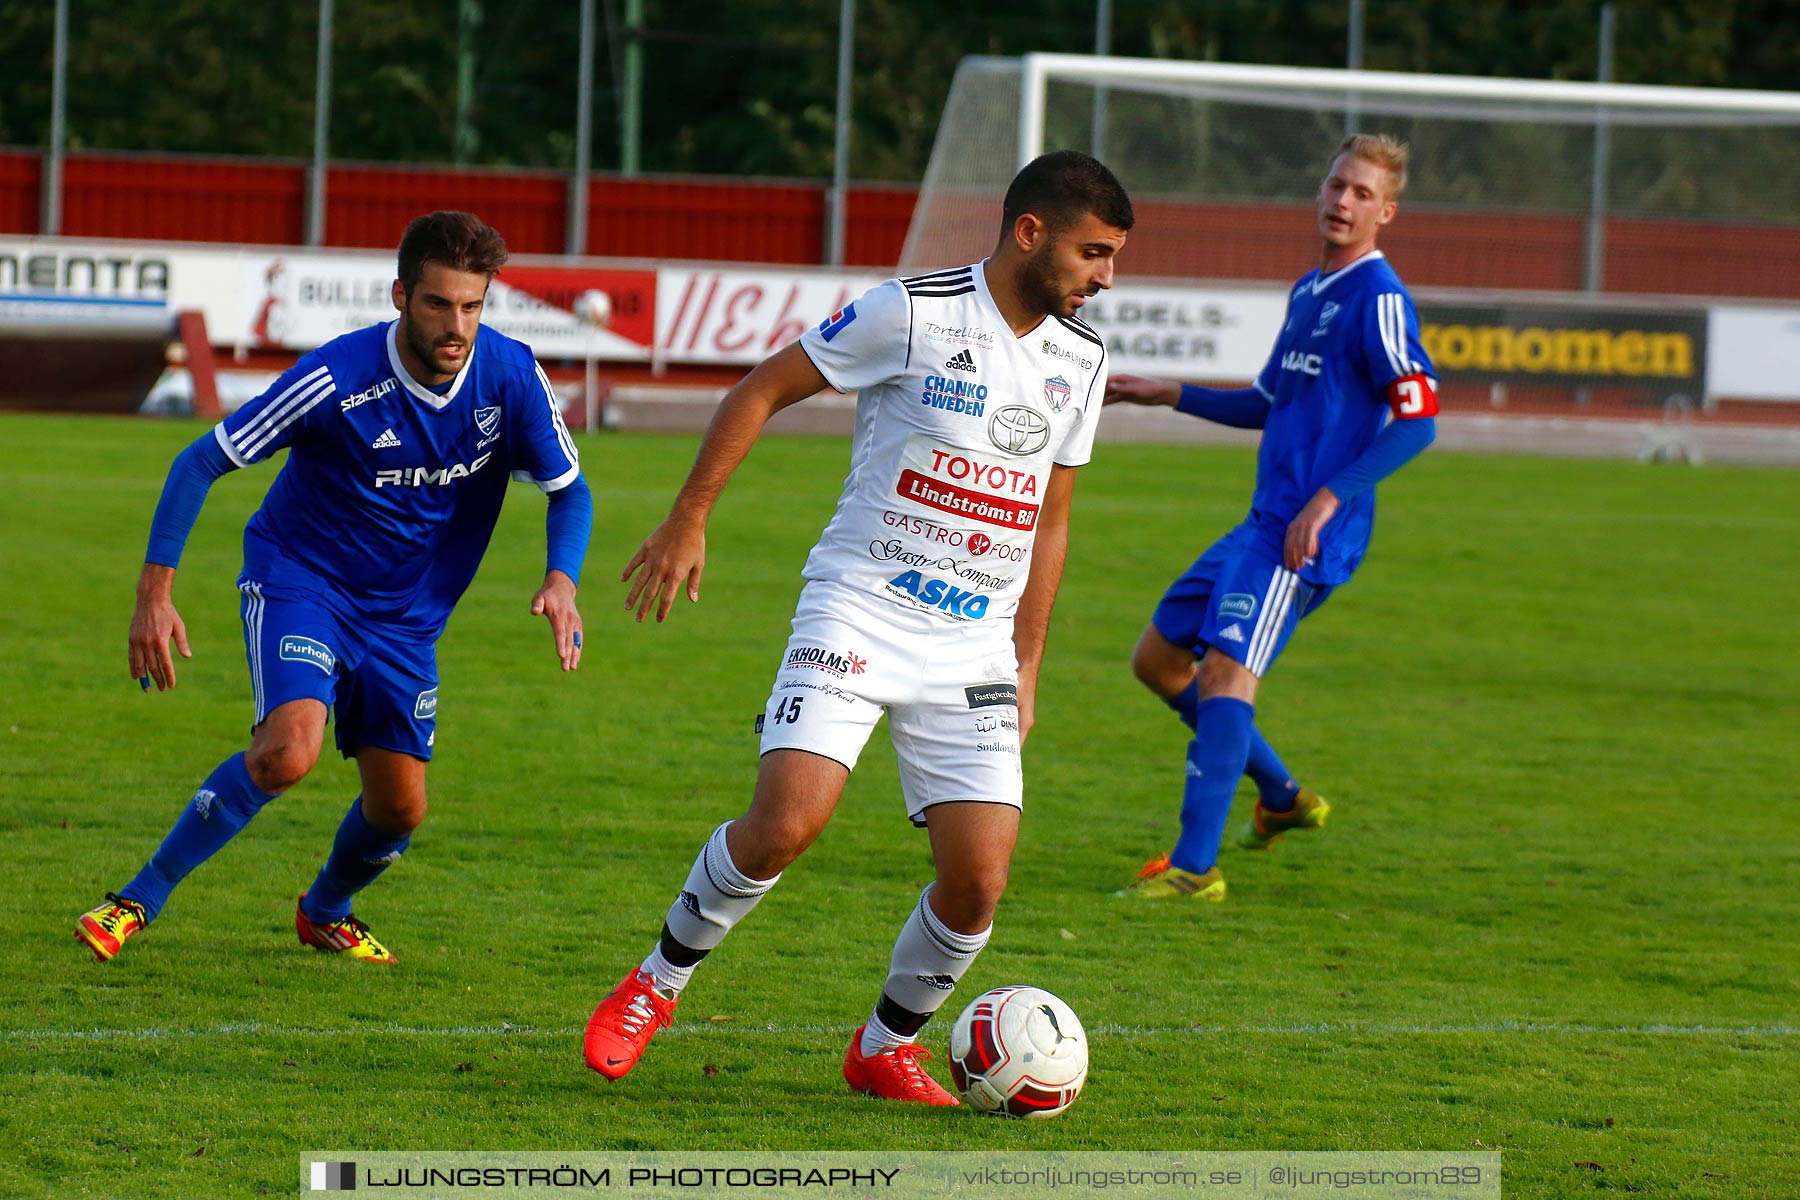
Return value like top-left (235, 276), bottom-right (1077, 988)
top-left (795, 261), bottom-right (1107, 626)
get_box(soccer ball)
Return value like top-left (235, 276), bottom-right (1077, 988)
top-left (573, 288), bottom-right (613, 328)
top-left (948, 986), bottom-right (1088, 1117)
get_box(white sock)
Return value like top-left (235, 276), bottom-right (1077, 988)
top-left (863, 885), bottom-right (990, 1056)
top-left (859, 1011), bottom-right (913, 1058)
top-left (649, 821), bottom-right (780, 994)
top-left (639, 944), bottom-right (691, 997)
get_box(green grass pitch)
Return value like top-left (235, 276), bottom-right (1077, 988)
top-left (0, 412), bottom-right (1795, 1197)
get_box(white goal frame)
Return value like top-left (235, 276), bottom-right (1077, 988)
top-left (1013, 53), bottom-right (1800, 170)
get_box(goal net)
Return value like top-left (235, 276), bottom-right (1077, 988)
top-left (901, 55), bottom-right (1800, 301)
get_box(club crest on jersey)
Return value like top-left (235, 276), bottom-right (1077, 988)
top-left (475, 405), bottom-right (501, 438)
top-left (817, 302), bottom-right (857, 343)
top-left (1043, 375), bottom-right (1072, 412)
top-left (1312, 301), bottom-right (1340, 338)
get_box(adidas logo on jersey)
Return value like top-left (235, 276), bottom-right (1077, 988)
top-left (372, 428), bottom-right (402, 449)
top-left (1219, 623), bottom-right (1246, 644)
top-left (944, 349), bottom-right (977, 374)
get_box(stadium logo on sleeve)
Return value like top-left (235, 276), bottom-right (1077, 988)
top-left (475, 405), bottom-right (501, 439)
top-left (278, 636), bottom-right (336, 674)
top-left (1042, 375), bottom-right (1072, 412)
top-left (818, 303), bottom-right (858, 343)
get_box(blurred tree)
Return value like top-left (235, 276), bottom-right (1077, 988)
top-left (0, 0), bottom-right (1792, 182)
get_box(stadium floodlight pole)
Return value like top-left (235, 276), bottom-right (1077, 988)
top-left (1583, 2), bottom-right (1616, 295)
top-left (306, 0), bottom-right (334, 247)
top-left (567, 0), bottom-right (595, 256)
top-left (1091, 0), bottom-right (1112, 160)
top-left (41, 0), bottom-right (68, 236)
top-left (1345, 0), bottom-right (1365, 134)
top-left (826, 0), bottom-right (855, 266)
top-left (621, 0), bottom-right (643, 176)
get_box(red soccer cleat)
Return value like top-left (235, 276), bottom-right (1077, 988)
top-left (843, 1025), bottom-right (960, 1106)
top-left (584, 967), bottom-right (677, 1080)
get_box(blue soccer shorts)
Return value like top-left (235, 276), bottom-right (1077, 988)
top-left (238, 578), bottom-right (439, 760)
top-left (1152, 527), bottom-right (1334, 679)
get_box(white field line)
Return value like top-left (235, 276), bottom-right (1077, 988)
top-left (3, 1021), bottom-right (1795, 1042)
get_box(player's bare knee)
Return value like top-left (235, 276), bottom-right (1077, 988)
top-left (365, 794), bottom-right (426, 836)
top-left (1131, 630), bottom-right (1193, 698)
top-left (933, 868), bottom-right (1008, 932)
top-left (1197, 649), bottom-right (1257, 702)
top-left (725, 813), bottom-right (812, 880)
top-left (245, 739), bottom-right (317, 793)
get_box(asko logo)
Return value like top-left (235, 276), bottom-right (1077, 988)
top-left (887, 570), bottom-right (990, 619)
top-left (786, 646), bottom-right (867, 676)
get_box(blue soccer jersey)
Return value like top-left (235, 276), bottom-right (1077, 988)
top-left (1247, 251), bottom-right (1436, 585)
top-left (215, 320), bottom-right (580, 634)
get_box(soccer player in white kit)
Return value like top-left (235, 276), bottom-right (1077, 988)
top-left (584, 150), bottom-right (1133, 1104)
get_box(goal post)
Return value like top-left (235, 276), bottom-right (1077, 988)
top-left (902, 54), bottom-right (1800, 301)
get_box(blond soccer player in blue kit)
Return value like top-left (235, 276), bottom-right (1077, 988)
top-left (1110, 134), bottom-right (1438, 901)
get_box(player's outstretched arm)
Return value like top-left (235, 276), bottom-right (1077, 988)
top-left (531, 569), bottom-right (584, 672)
top-left (129, 563), bottom-right (191, 692)
top-left (1011, 464), bottom-right (1079, 748)
top-left (622, 342), bottom-right (829, 623)
top-left (1102, 374), bottom-right (1180, 407)
top-left (130, 431), bottom-right (238, 690)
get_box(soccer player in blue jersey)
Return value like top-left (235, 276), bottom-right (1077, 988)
top-left (75, 211), bottom-right (591, 963)
top-left (1107, 134), bottom-right (1437, 901)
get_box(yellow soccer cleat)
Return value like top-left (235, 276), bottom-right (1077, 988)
top-left (295, 894), bottom-right (398, 963)
top-left (76, 893), bottom-right (149, 962)
top-left (1113, 854), bottom-right (1226, 901)
top-left (1238, 788), bottom-right (1331, 851)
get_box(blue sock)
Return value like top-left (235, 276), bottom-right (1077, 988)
top-left (1162, 679), bottom-right (1201, 730)
top-left (119, 752), bottom-right (278, 923)
top-left (1245, 727), bottom-right (1301, 813)
top-left (1170, 698), bottom-right (1255, 874)
top-left (301, 797), bottom-right (411, 925)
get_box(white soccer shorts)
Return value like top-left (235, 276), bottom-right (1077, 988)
top-left (758, 581), bottom-right (1023, 823)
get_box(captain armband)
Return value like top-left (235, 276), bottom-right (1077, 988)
top-left (1385, 373), bottom-right (1439, 419)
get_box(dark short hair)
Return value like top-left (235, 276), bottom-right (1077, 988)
top-left (1000, 150), bottom-right (1134, 239)
top-left (397, 211), bottom-right (509, 292)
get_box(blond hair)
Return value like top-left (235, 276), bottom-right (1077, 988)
top-left (1331, 133), bottom-right (1409, 199)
